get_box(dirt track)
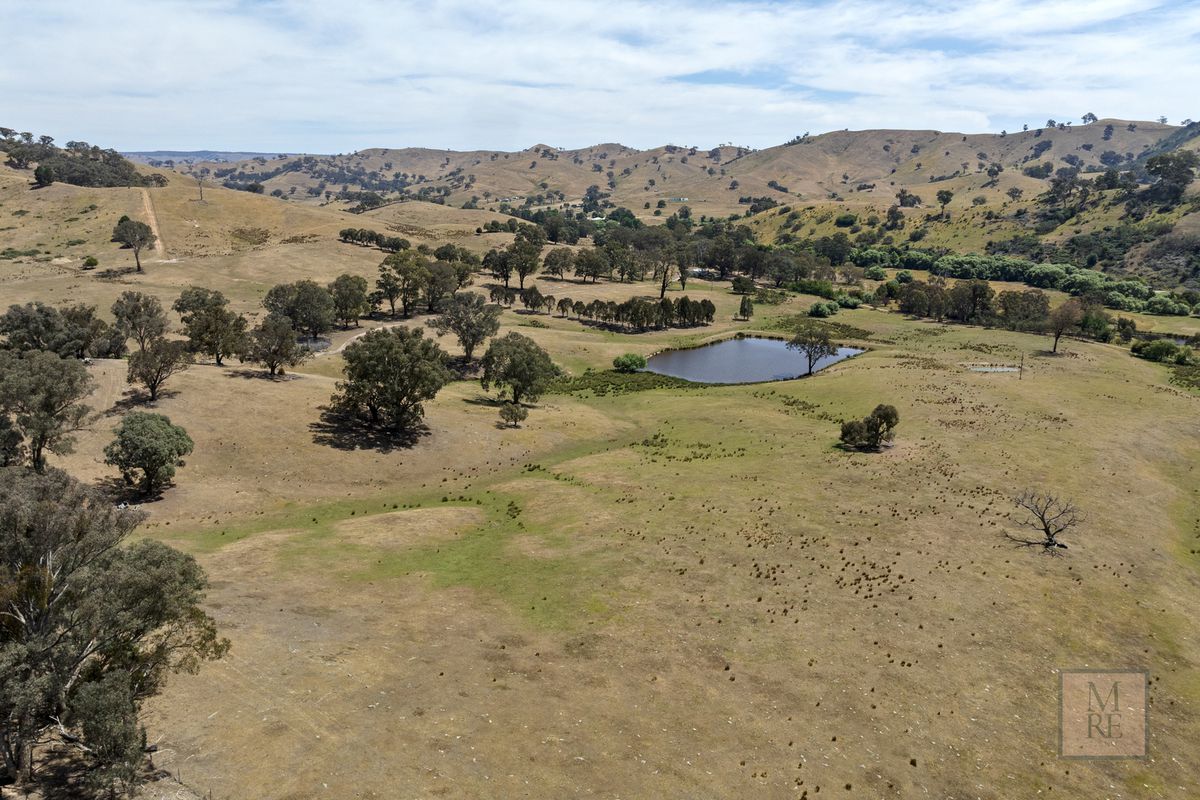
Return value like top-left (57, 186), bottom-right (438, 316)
top-left (141, 187), bottom-right (165, 256)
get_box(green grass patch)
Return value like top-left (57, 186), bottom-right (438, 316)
top-left (550, 368), bottom-right (701, 397)
top-left (0, 247), bottom-right (40, 260)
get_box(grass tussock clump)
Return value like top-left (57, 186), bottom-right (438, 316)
top-left (231, 226), bottom-right (271, 245)
top-left (1170, 364), bottom-right (1200, 391)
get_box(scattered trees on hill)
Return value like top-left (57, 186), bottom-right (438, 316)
top-left (332, 327), bottom-right (452, 430)
top-left (0, 350), bottom-right (94, 471)
top-left (111, 218), bottom-right (156, 272)
top-left (480, 333), bottom-right (559, 405)
top-left (430, 293), bottom-right (501, 360)
top-left (127, 337), bottom-right (191, 400)
top-left (241, 314), bottom-right (311, 375)
top-left (264, 280), bottom-right (335, 339)
top-left (936, 189), bottom-right (954, 219)
top-left (104, 411), bottom-right (193, 495)
top-left (0, 131), bottom-right (158, 187)
top-left (1144, 150), bottom-right (1198, 205)
top-left (0, 468), bottom-right (226, 792)
top-left (112, 291), bottom-right (168, 351)
top-left (173, 287), bottom-right (248, 365)
top-left (840, 404), bottom-right (899, 450)
top-left (787, 326), bottom-right (838, 375)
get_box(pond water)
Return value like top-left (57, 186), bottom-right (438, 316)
top-left (644, 336), bottom-right (863, 384)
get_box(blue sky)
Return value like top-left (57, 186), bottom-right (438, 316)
top-left (1, 0), bottom-right (1197, 152)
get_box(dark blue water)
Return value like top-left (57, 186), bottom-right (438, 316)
top-left (645, 337), bottom-right (863, 384)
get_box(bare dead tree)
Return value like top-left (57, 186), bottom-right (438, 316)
top-left (1005, 490), bottom-right (1082, 554)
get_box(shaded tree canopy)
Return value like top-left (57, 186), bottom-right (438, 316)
top-left (0, 467), bottom-right (226, 789)
top-left (103, 411), bottom-right (194, 495)
top-left (480, 332), bottom-right (560, 405)
top-left (0, 350), bottom-right (94, 472)
top-left (332, 327), bottom-right (452, 431)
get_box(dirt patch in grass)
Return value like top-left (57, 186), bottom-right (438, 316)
top-left (331, 506), bottom-right (485, 549)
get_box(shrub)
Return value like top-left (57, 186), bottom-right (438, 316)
top-left (834, 213), bottom-right (857, 227)
top-left (835, 294), bottom-right (861, 309)
top-left (613, 353), bottom-right (647, 373)
top-left (731, 276), bottom-right (756, 294)
top-left (1131, 339), bottom-right (1180, 363)
top-left (82, 256), bottom-right (99, 269)
top-left (499, 402), bottom-right (528, 428)
top-left (840, 404), bottom-right (899, 450)
top-left (809, 301), bottom-right (840, 318)
top-left (863, 265), bottom-right (887, 281)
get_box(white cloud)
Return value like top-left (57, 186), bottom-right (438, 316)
top-left (0, 0), bottom-right (1195, 152)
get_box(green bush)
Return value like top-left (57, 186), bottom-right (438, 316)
top-left (1131, 339), bottom-right (1181, 363)
top-left (731, 276), bottom-right (756, 294)
top-left (840, 404), bottom-right (899, 450)
top-left (82, 256), bottom-right (99, 268)
top-left (835, 294), bottom-right (861, 309)
top-left (613, 353), bottom-right (648, 373)
top-left (809, 301), bottom-right (840, 318)
top-left (834, 213), bottom-right (857, 228)
top-left (863, 265), bottom-right (887, 281)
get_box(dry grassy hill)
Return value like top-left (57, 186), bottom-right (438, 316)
top-left (173, 119), bottom-right (1189, 217)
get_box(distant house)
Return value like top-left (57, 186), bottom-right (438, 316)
top-left (669, 197), bottom-right (689, 202)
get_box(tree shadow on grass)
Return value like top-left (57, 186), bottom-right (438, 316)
top-left (224, 367), bottom-right (298, 382)
top-left (461, 393), bottom-right (504, 408)
top-left (103, 388), bottom-right (181, 417)
top-left (91, 474), bottom-right (164, 505)
top-left (26, 745), bottom-right (174, 800)
top-left (309, 406), bottom-right (427, 453)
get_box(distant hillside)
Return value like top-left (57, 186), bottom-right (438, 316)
top-left (124, 150), bottom-right (304, 165)
top-left (171, 119), bottom-right (1196, 214)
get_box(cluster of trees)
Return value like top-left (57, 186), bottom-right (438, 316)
top-left (1131, 337), bottom-right (1196, 365)
top-left (554, 293), bottom-right (717, 332)
top-left (331, 324), bottom-right (559, 433)
top-left (375, 250), bottom-right (475, 317)
top-left (888, 279), bottom-right (1120, 350)
top-left (338, 227), bottom-right (411, 253)
top-left (853, 247), bottom-right (1194, 316)
top-left (483, 224), bottom-right (549, 288)
top-left (1, 129), bottom-right (164, 188)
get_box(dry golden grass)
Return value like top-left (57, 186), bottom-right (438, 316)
top-left (35, 304), bottom-right (1197, 800)
top-left (5, 163), bottom-right (1200, 798)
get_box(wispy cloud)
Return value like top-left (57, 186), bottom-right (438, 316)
top-left (1, 0), bottom-right (1195, 152)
